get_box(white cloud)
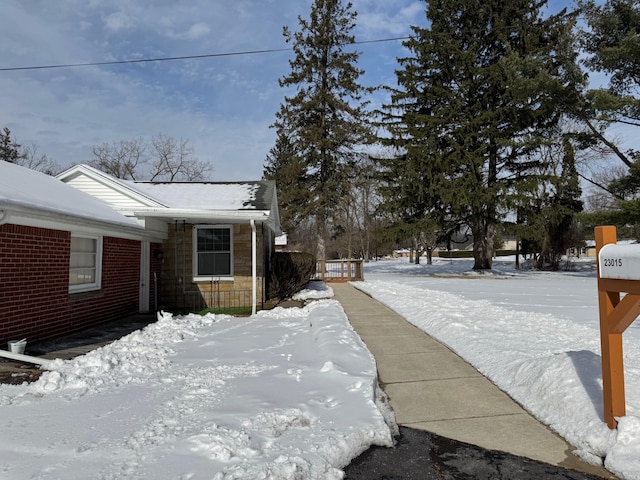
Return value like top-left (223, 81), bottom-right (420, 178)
top-left (104, 11), bottom-right (133, 31)
top-left (352, 0), bottom-right (423, 37)
top-left (183, 22), bottom-right (211, 40)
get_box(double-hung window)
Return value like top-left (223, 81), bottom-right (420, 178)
top-left (193, 225), bottom-right (233, 280)
top-left (69, 235), bottom-right (102, 293)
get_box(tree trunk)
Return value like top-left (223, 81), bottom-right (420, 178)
top-left (316, 220), bottom-right (327, 262)
top-left (426, 247), bottom-right (433, 265)
top-left (471, 135), bottom-right (499, 271)
top-left (471, 220), bottom-right (495, 270)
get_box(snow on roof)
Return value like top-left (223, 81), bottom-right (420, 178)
top-left (125, 181), bottom-right (275, 211)
top-left (0, 161), bottom-right (140, 229)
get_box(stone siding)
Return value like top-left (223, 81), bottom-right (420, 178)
top-left (158, 222), bottom-right (270, 311)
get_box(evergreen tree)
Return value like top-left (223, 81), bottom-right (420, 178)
top-left (0, 127), bottom-right (21, 164)
top-left (381, 0), bottom-right (583, 269)
top-left (524, 139), bottom-right (584, 269)
top-left (581, 0), bottom-right (640, 105)
top-left (264, 131), bottom-right (308, 235)
top-left (266, 0), bottom-right (373, 260)
top-left (375, 150), bottom-right (445, 265)
top-left (578, 0), bottom-right (640, 228)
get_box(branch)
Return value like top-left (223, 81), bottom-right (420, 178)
top-left (582, 117), bottom-right (633, 168)
top-left (578, 171), bottom-right (624, 200)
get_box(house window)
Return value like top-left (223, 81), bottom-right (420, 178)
top-left (69, 236), bottom-right (102, 292)
top-left (193, 225), bottom-right (233, 280)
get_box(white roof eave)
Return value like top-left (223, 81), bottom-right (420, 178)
top-left (0, 201), bottom-right (151, 240)
top-left (133, 209), bottom-right (272, 223)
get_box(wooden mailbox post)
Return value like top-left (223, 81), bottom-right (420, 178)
top-left (595, 225), bottom-right (640, 429)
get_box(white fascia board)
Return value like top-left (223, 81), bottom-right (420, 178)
top-left (1, 203), bottom-right (154, 241)
top-left (133, 209), bottom-right (272, 223)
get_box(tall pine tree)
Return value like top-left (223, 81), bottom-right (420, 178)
top-left (264, 131), bottom-right (308, 235)
top-left (265, 0), bottom-right (373, 260)
top-left (578, 0), bottom-right (640, 229)
top-left (381, 0), bottom-right (583, 269)
top-left (0, 127), bottom-right (21, 164)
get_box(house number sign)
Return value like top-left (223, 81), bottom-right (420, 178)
top-left (598, 243), bottom-right (640, 280)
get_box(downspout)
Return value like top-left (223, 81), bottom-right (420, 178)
top-left (0, 350), bottom-right (53, 368)
top-left (251, 219), bottom-right (257, 315)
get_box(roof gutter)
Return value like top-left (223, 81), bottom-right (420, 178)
top-left (0, 202), bottom-right (147, 239)
top-left (0, 209), bottom-right (9, 226)
top-left (132, 209), bottom-right (270, 222)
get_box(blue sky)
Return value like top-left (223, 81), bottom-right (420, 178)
top-left (1, 0), bottom-right (581, 180)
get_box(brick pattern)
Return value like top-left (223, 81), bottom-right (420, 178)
top-left (0, 224), bottom-right (143, 345)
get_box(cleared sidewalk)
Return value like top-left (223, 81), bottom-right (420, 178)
top-left (331, 282), bottom-right (613, 478)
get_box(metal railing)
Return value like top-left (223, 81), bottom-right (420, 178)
top-left (315, 259), bottom-right (364, 282)
top-left (161, 284), bottom-right (255, 314)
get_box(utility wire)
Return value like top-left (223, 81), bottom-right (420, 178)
top-left (0, 37), bottom-right (411, 72)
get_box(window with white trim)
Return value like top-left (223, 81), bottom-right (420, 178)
top-left (193, 225), bottom-right (233, 280)
top-left (69, 235), bottom-right (102, 292)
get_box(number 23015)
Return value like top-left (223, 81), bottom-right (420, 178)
top-left (603, 258), bottom-right (623, 267)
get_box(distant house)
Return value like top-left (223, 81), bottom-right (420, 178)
top-left (0, 161), bottom-right (157, 345)
top-left (58, 164), bottom-right (281, 315)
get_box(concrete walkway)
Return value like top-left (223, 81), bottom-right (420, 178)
top-left (331, 283), bottom-right (614, 479)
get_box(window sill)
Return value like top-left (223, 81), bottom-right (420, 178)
top-left (193, 277), bottom-right (234, 283)
top-left (69, 289), bottom-right (104, 301)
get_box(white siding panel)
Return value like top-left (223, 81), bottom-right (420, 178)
top-left (66, 175), bottom-right (150, 209)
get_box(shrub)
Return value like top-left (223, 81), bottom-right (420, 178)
top-left (269, 252), bottom-right (316, 301)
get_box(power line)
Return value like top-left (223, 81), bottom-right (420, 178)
top-left (0, 48), bottom-right (291, 72)
top-left (0, 37), bottom-right (411, 73)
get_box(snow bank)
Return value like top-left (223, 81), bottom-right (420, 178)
top-left (293, 280), bottom-right (334, 301)
top-left (0, 300), bottom-right (394, 480)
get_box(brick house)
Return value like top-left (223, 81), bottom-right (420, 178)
top-left (57, 164), bottom-right (281, 315)
top-left (0, 162), bottom-right (160, 345)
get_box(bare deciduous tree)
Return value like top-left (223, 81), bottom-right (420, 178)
top-left (89, 134), bottom-right (213, 181)
top-left (148, 134), bottom-right (211, 182)
top-left (90, 138), bottom-right (146, 180)
top-left (1, 127), bottom-right (60, 174)
top-left (17, 144), bottom-right (60, 175)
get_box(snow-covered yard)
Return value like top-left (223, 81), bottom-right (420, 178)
top-left (0, 299), bottom-right (394, 479)
top-left (1, 255), bottom-right (640, 479)
top-left (361, 256), bottom-right (640, 480)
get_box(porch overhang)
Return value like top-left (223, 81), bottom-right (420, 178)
top-left (135, 209), bottom-right (275, 317)
top-left (132, 208), bottom-right (281, 233)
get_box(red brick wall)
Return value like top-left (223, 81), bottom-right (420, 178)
top-left (0, 224), bottom-right (142, 345)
